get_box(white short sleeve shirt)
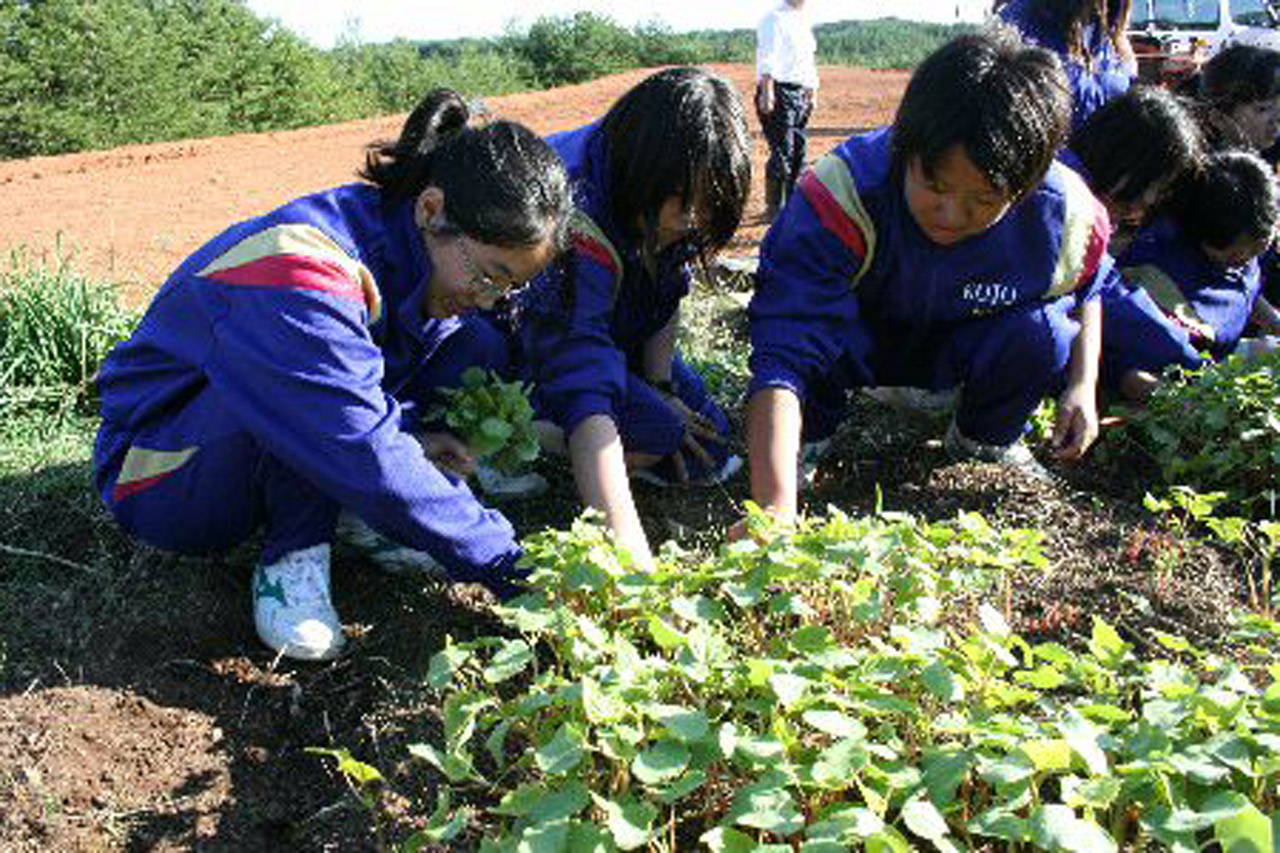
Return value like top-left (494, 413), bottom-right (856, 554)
top-left (756, 2), bottom-right (819, 89)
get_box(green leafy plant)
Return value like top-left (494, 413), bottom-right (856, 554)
top-left (1147, 487), bottom-right (1280, 619)
top-left (356, 505), bottom-right (1280, 851)
top-left (1119, 352), bottom-right (1279, 513)
top-left (1026, 398), bottom-right (1059, 445)
top-left (309, 747), bottom-right (473, 850)
top-left (432, 367), bottom-right (540, 474)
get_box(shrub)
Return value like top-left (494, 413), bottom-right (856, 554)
top-left (0, 252), bottom-right (137, 412)
top-left (632, 21), bottom-right (703, 68)
top-left (334, 41), bottom-right (533, 114)
top-left (0, 0), bottom-right (190, 156)
top-left (0, 0), bottom-right (363, 159)
top-left (513, 12), bottom-right (637, 87)
top-left (1121, 353), bottom-right (1279, 513)
top-left (817, 18), bottom-right (975, 69)
top-left (319, 507), bottom-right (1280, 850)
top-left (0, 3), bottom-right (972, 161)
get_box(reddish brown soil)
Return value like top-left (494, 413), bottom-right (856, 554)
top-left (0, 64), bottom-right (908, 307)
top-left (0, 687), bottom-right (230, 849)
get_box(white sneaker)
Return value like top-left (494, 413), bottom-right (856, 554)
top-left (632, 453), bottom-right (744, 487)
top-left (335, 513), bottom-right (447, 578)
top-left (798, 439), bottom-right (832, 491)
top-left (475, 463), bottom-right (548, 501)
top-left (862, 386), bottom-right (958, 417)
top-left (944, 422), bottom-right (1051, 482)
top-left (252, 543), bottom-right (345, 661)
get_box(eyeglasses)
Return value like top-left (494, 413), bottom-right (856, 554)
top-left (454, 235), bottom-right (513, 303)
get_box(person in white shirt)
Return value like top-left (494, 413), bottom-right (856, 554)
top-left (756, 0), bottom-right (819, 220)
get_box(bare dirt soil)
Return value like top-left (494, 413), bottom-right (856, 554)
top-left (0, 63), bottom-right (906, 307)
top-left (0, 64), bottom-right (1251, 851)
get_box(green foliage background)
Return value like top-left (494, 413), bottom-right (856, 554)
top-left (1119, 353), bottom-right (1280, 514)
top-left (0, 1), bottom-right (972, 160)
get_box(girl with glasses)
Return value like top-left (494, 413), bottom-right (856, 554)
top-left (93, 89), bottom-right (573, 661)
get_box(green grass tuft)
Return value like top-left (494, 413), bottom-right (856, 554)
top-left (0, 252), bottom-right (138, 414)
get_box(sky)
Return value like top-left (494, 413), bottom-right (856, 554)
top-left (244, 1), bottom-right (990, 49)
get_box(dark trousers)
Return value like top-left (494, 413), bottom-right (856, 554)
top-left (756, 81), bottom-right (813, 210)
top-left (801, 296), bottom-right (1083, 447)
top-left (94, 314), bottom-right (510, 566)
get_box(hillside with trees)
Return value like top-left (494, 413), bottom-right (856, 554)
top-left (0, 0), bottom-right (972, 159)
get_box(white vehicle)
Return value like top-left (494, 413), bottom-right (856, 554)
top-left (1128, 0), bottom-right (1280, 83)
top-left (1130, 0), bottom-right (1280, 55)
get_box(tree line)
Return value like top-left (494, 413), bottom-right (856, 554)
top-left (0, 0), bottom-right (972, 160)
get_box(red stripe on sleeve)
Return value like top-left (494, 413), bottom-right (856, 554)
top-left (799, 171), bottom-right (867, 260)
top-left (1077, 196), bottom-right (1113, 285)
top-left (112, 472), bottom-right (170, 502)
top-left (572, 234), bottom-right (620, 275)
top-left (205, 254), bottom-right (365, 303)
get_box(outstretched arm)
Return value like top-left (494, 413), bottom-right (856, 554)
top-left (569, 413), bottom-right (655, 569)
top-left (746, 386), bottom-right (804, 526)
top-left (1053, 298), bottom-right (1102, 460)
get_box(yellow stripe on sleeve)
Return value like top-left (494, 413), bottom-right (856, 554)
top-left (810, 155), bottom-right (877, 288)
top-left (116, 445), bottom-right (198, 487)
top-left (1047, 168), bottom-right (1101, 298)
top-left (1121, 263), bottom-right (1216, 344)
top-left (198, 223), bottom-right (382, 325)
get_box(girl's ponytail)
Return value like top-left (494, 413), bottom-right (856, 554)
top-left (360, 88), bottom-right (572, 251)
top-left (360, 89), bottom-right (472, 206)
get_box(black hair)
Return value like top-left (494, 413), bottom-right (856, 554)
top-left (893, 27), bottom-right (1071, 202)
top-left (1070, 84), bottom-right (1202, 206)
top-left (599, 66), bottom-right (751, 265)
top-left (361, 89), bottom-right (572, 250)
top-left (1180, 45), bottom-right (1280, 150)
top-left (1199, 44), bottom-right (1280, 113)
top-left (1035, 0), bottom-right (1132, 66)
top-left (1173, 149), bottom-right (1279, 250)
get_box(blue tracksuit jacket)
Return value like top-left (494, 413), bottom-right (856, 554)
top-left (999, 0), bottom-right (1134, 131)
top-left (750, 127), bottom-right (1111, 443)
top-left (1056, 148), bottom-right (1205, 387)
top-left (515, 122), bottom-right (730, 474)
top-left (1119, 215), bottom-right (1265, 360)
top-left (94, 183), bottom-right (522, 585)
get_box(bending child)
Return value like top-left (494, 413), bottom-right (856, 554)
top-left (1110, 149), bottom-right (1280, 402)
top-left (1063, 84), bottom-right (1203, 253)
top-left (1060, 84), bottom-right (1212, 401)
top-left (1180, 43), bottom-right (1280, 305)
top-left (516, 67), bottom-right (751, 568)
top-left (743, 28), bottom-right (1108, 530)
top-left (94, 90), bottom-right (573, 660)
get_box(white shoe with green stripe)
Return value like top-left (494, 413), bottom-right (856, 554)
top-left (944, 421), bottom-right (1051, 483)
top-left (335, 513), bottom-right (448, 579)
top-left (252, 543), bottom-right (345, 661)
